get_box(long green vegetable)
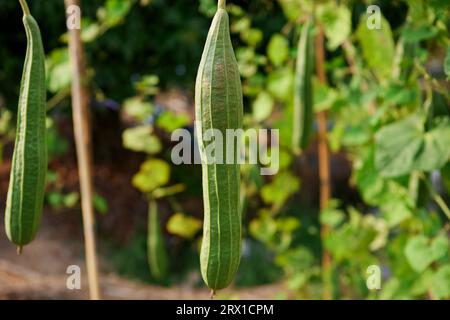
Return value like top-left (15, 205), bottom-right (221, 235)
top-left (292, 20), bottom-right (314, 154)
top-left (5, 1), bottom-right (47, 250)
top-left (195, 0), bottom-right (243, 292)
top-left (147, 200), bottom-right (168, 280)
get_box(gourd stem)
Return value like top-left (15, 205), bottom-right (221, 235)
top-left (18, 0), bottom-right (30, 16)
top-left (420, 173), bottom-right (450, 220)
top-left (218, 0), bottom-right (226, 9)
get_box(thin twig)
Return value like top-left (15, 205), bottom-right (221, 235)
top-left (315, 24), bottom-right (333, 300)
top-left (419, 173), bottom-right (450, 220)
top-left (18, 0), bottom-right (30, 16)
top-left (64, 0), bottom-right (101, 300)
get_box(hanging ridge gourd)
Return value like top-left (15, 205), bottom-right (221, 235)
top-left (292, 19), bottom-right (314, 155)
top-left (5, 0), bottom-right (47, 251)
top-left (147, 200), bottom-right (168, 281)
top-left (195, 0), bottom-right (243, 292)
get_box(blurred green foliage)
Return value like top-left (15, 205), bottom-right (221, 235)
top-left (0, 0), bottom-right (449, 299)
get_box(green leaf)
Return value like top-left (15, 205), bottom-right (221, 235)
top-left (249, 210), bottom-right (277, 245)
top-left (356, 15), bottom-right (395, 82)
top-left (261, 172), bottom-right (300, 207)
top-left (97, 0), bottom-right (134, 28)
top-left (402, 25), bottom-right (438, 43)
top-left (317, 3), bottom-right (351, 50)
top-left (277, 0), bottom-right (306, 22)
top-left (241, 28), bottom-right (263, 47)
top-left (94, 194), bottom-right (108, 215)
top-left (63, 192), bottom-right (79, 209)
top-left (313, 79), bottom-right (338, 112)
top-left (46, 49), bottom-right (71, 93)
top-left (267, 34), bottom-right (289, 67)
top-left (267, 67), bottom-right (294, 101)
top-left (167, 213), bottom-right (202, 239)
top-left (431, 265), bottom-right (450, 299)
top-left (122, 125), bottom-right (161, 154)
top-left (375, 114), bottom-right (450, 177)
top-left (122, 97), bottom-right (153, 122)
top-left (404, 235), bottom-right (434, 273)
top-left (444, 46), bottom-right (450, 79)
top-left (431, 234), bottom-right (449, 261)
top-left (132, 159), bottom-right (170, 193)
top-left (320, 207), bottom-right (345, 228)
top-left (156, 112), bottom-right (189, 132)
top-left (252, 91), bottom-right (274, 122)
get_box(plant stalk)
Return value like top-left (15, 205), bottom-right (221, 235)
top-left (18, 0), bottom-right (30, 16)
top-left (64, 0), bottom-right (101, 300)
top-left (315, 24), bottom-right (333, 300)
top-left (218, 0), bottom-right (226, 9)
top-left (420, 173), bottom-right (450, 220)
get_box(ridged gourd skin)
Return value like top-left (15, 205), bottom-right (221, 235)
top-left (195, 3), bottom-right (243, 291)
top-left (147, 200), bottom-right (168, 280)
top-left (5, 14), bottom-right (47, 247)
top-left (292, 20), bottom-right (314, 154)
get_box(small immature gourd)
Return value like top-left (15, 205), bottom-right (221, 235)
top-left (147, 200), bottom-right (168, 280)
top-left (5, 1), bottom-right (47, 250)
top-left (195, 0), bottom-right (243, 291)
top-left (292, 20), bottom-right (314, 154)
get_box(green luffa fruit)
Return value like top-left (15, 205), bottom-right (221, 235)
top-left (292, 20), bottom-right (314, 154)
top-left (5, 9), bottom-right (47, 249)
top-left (147, 200), bottom-right (168, 280)
top-left (195, 0), bottom-right (243, 291)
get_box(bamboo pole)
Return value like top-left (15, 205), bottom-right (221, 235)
top-left (64, 0), bottom-right (101, 300)
top-left (315, 25), bottom-right (332, 300)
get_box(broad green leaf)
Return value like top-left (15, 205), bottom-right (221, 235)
top-left (231, 16), bottom-right (251, 34)
top-left (241, 28), bottom-right (263, 47)
top-left (431, 235), bottom-right (449, 261)
top-left (252, 91), bottom-right (274, 122)
top-left (404, 235), bottom-right (434, 272)
top-left (63, 192), bottom-right (79, 208)
top-left (267, 34), bottom-right (289, 67)
top-left (402, 25), bottom-right (438, 43)
top-left (375, 114), bottom-right (450, 177)
top-left (156, 112), bottom-right (189, 132)
top-left (46, 49), bottom-right (71, 93)
top-left (123, 125), bottom-right (161, 154)
top-left (356, 15), bottom-right (394, 82)
top-left (320, 207), bottom-right (345, 228)
top-left (313, 79), bottom-right (338, 112)
top-left (261, 172), bottom-right (299, 207)
top-left (431, 265), bottom-right (450, 299)
top-left (249, 210), bottom-right (278, 245)
top-left (123, 97), bottom-right (153, 122)
top-left (277, 0), bottom-right (310, 21)
top-left (132, 159), bottom-right (170, 193)
top-left (97, 0), bottom-right (133, 28)
top-left (80, 20), bottom-right (101, 43)
top-left (267, 67), bottom-right (294, 101)
top-left (167, 213), bottom-right (202, 239)
top-left (317, 3), bottom-right (351, 50)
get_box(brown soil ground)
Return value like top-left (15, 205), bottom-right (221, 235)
top-left (0, 214), bottom-right (283, 300)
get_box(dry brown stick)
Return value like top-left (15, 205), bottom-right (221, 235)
top-left (64, 0), bottom-right (101, 300)
top-left (315, 25), bottom-right (332, 300)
